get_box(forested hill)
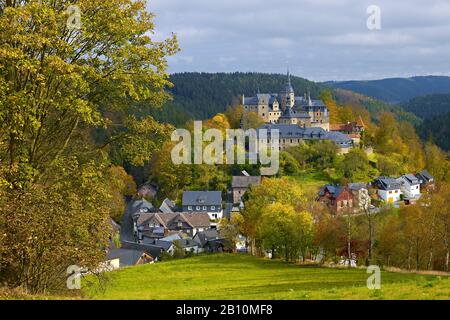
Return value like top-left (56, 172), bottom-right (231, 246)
top-left (150, 72), bottom-right (417, 126)
top-left (400, 93), bottom-right (450, 119)
top-left (324, 76), bottom-right (450, 104)
top-left (149, 72), bottom-right (322, 126)
top-left (417, 110), bottom-right (450, 151)
top-left (400, 93), bottom-right (450, 151)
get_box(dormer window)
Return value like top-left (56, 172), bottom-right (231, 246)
top-left (198, 196), bottom-right (206, 204)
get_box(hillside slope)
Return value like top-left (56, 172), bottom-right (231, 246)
top-left (417, 110), bottom-right (450, 151)
top-left (400, 93), bottom-right (450, 119)
top-left (325, 76), bottom-right (450, 103)
top-left (84, 254), bottom-right (450, 300)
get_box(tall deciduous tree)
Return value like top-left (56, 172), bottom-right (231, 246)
top-left (0, 0), bottom-right (177, 293)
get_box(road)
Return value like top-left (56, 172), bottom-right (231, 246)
top-left (120, 201), bottom-right (135, 243)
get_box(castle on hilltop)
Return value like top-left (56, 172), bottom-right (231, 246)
top-left (242, 72), bottom-right (330, 131)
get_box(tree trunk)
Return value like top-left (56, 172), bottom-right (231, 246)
top-left (427, 248), bottom-right (433, 271)
top-left (407, 245), bottom-right (412, 270)
top-left (416, 239), bottom-right (420, 271)
top-left (446, 250), bottom-right (449, 272)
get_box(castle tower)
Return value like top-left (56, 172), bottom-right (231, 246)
top-left (280, 70), bottom-right (295, 111)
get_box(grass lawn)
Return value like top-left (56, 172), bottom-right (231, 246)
top-left (84, 254), bottom-right (450, 300)
top-left (288, 171), bottom-right (330, 190)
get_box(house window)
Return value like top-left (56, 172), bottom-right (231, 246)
top-left (213, 214), bottom-right (217, 219)
top-left (178, 222), bottom-right (183, 227)
top-left (188, 206), bottom-right (192, 211)
top-left (202, 206), bottom-right (207, 210)
top-left (196, 206), bottom-right (200, 210)
top-left (211, 206), bottom-right (215, 210)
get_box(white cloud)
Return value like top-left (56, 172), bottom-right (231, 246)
top-left (149, 0), bottom-right (450, 81)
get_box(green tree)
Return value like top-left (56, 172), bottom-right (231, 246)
top-left (341, 149), bottom-right (375, 182)
top-left (0, 0), bottom-right (177, 293)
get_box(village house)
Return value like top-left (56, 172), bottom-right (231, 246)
top-left (373, 177), bottom-right (402, 203)
top-left (415, 169), bottom-right (435, 192)
top-left (135, 212), bottom-right (211, 241)
top-left (193, 229), bottom-right (227, 253)
top-left (159, 233), bottom-right (201, 254)
top-left (231, 175), bottom-right (261, 204)
top-left (398, 174), bottom-right (421, 199)
top-left (182, 191), bottom-right (223, 221)
top-left (106, 248), bottom-right (155, 268)
top-left (317, 185), bottom-right (354, 214)
top-left (330, 117), bottom-right (365, 145)
top-left (176, 238), bottom-right (201, 254)
top-left (130, 198), bottom-right (155, 216)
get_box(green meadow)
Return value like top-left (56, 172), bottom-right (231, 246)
top-left (84, 254), bottom-right (450, 300)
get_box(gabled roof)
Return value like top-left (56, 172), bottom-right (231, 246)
top-left (136, 212), bottom-right (178, 228)
top-left (231, 176), bottom-right (261, 188)
top-left (121, 241), bottom-right (163, 260)
top-left (416, 169), bottom-right (434, 183)
top-left (374, 177), bottom-right (401, 190)
top-left (401, 174), bottom-right (420, 185)
top-left (137, 212), bottom-right (210, 230)
top-left (194, 229), bottom-right (223, 247)
top-left (319, 185), bottom-right (347, 198)
top-left (159, 198), bottom-right (177, 213)
top-left (141, 238), bottom-right (173, 251)
top-left (131, 199), bottom-right (154, 214)
top-left (348, 183), bottom-right (368, 191)
top-left (106, 248), bottom-right (148, 267)
top-left (182, 191), bottom-right (222, 206)
top-left (280, 107), bottom-right (310, 119)
top-left (160, 233), bottom-right (183, 242)
top-left (175, 238), bottom-right (198, 248)
top-left (181, 213), bottom-right (211, 228)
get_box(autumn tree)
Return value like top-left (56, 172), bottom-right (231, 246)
top-left (240, 177), bottom-right (312, 258)
top-left (319, 90), bottom-right (339, 124)
top-left (0, 0), bottom-right (177, 293)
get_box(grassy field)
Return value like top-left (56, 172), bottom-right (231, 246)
top-left (84, 254), bottom-right (450, 300)
top-left (288, 171), bottom-right (330, 190)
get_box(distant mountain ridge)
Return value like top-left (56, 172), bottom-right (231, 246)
top-left (324, 76), bottom-right (450, 103)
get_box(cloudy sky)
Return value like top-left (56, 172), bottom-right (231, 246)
top-left (148, 0), bottom-right (450, 81)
